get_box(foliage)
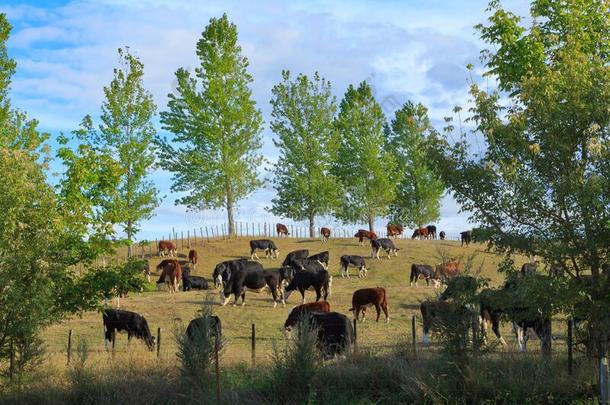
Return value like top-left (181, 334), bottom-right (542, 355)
top-left (269, 70), bottom-right (340, 236)
top-left (333, 81), bottom-right (396, 231)
top-left (386, 101), bottom-right (444, 228)
top-left (158, 13), bottom-right (264, 235)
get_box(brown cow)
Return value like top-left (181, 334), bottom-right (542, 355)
top-left (349, 287), bottom-right (389, 323)
top-left (276, 223), bottom-right (289, 237)
top-left (283, 301), bottom-right (331, 335)
top-left (188, 249), bottom-right (198, 270)
top-left (156, 260), bottom-right (182, 293)
top-left (320, 227), bottom-right (331, 243)
top-left (158, 240), bottom-right (177, 257)
top-left (411, 228), bottom-right (429, 240)
top-left (354, 229), bottom-right (377, 247)
top-left (435, 259), bottom-right (462, 281)
top-left (386, 224), bottom-right (404, 238)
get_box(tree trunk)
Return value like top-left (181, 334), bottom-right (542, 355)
top-left (368, 212), bottom-right (374, 233)
top-left (127, 220), bottom-right (133, 258)
top-left (309, 213), bottom-right (315, 238)
top-left (227, 198), bottom-right (235, 236)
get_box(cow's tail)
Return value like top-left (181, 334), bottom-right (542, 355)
top-left (410, 264), bottom-right (416, 284)
top-left (323, 272), bottom-right (330, 300)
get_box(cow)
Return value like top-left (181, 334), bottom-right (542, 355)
top-left (435, 259), bottom-right (461, 281)
top-left (308, 251), bottom-right (330, 269)
top-left (282, 249), bottom-right (310, 267)
top-left (102, 309), bottom-right (155, 350)
top-left (158, 240), bottom-right (176, 257)
top-left (420, 300), bottom-right (472, 346)
top-left (320, 227), bottom-right (331, 242)
top-left (219, 265), bottom-right (286, 308)
top-left (282, 259), bottom-right (332, 295)
top-left (426, 225), bottom-right (437, 239)
top-left (439, 231), bottom-right (446, 240)
top-left (212, 259), bottom-right (249, 288)
top-left (185, 315), bottom-right (222, 344)
top-left (354, 229), bottom-right (377, 246)
top-left (284, 268), bottom-right (330, 304)
top-left (411, 228), bottom-right (429, 240)
top-left (521, 262), bottom-right (537, 275)
top-left (213, 259), bottom-right (263, 289)
top-left (276, 223), bottom-right (289, 237)
top-left (349, 287), bottom-right (389, 323)
top-left (283, 301), bottom-right (331, 334)
top-left (386, 224), bottom-right (403, 238)
top-left (409, 264), bottom-right (440, 287)
top-left (249, 239), bottom-right (280, 260)
top-left (285, 311), bottom-right (354, 359)
top-left (188, 249), bottom-right (198, 270)
top-left (156, 259), bottom-right (182, 293)
top-left (339, 255), bottom-right (368, 278)
top-left (370, 238), bottom-right (399, 259)
top-left (460, 231), bottom-right (472, 247)
top-left (182, 267), bottom-right (209, 291)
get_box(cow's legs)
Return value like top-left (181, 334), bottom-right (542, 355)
top-left (514, 322), bottom-right (528, 351)
top-left (375, 304), bottom-right (381, 321)
top-left (299, 288), bottom-right (306, 305)
top-left (361, 308), bottom-right (366, 322)
top-left (382, 303), bottom-right (390, 323)
top-left (241, 293), bottom-right (246, 306)
top-left (314, 286), bottom-right (322, 302)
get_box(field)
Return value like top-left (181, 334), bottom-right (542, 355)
top-left (40, 235), bottom-right (552, 367)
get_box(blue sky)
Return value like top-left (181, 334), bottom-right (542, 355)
top-left (2, 0), bottom-right (528, 240)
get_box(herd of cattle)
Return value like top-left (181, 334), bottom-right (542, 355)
top-left (102, 224), bottom-right (512, 359)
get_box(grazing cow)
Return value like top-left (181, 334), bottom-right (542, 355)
top-left (219, 265), bottom-right (286, 308)
top-left (354, 229), bottom-right (377, 246)
top-left (282, 249), bottom-right (310, 267)
top-left (426, 225), bottom-right (437, 239)
top-left (185, 315), bottom-right (222, 343)
top-left (420, 300), bottom-right (471, 346)
top-left (411, 228), bottom-right (429, 240)
top-left (188, 249), bottom-right (198, 270)
top-left (212, 259), bottom-right (248, 288)
top-left (156, 259), bottom-right (182, 293)
top-left (320, 227), bottom-right (331, 242)
top-left (339, 255), bottom-right (368, 278)
top-left (103, 309), bottom-right (155, 350)
top-left (386, 224), bottom-right (403, 238)
top-left (349, 287), bottom-right (389, 323)
top-left (283, 301), bottom-right (331, 333)
top-left (370, 238), bottom-right (399, 259)
top-left (308, 251), bottom-right (330, 269)
top-left (249, 239), bottom-right (280, 260)
top-left (182, 267), bottom-right (209, 291)
top-left (439, 231), bottom-right (446, 240)
top-left (521, 262), bottom-right (537, 275)
top-left (284, 268), bottom-right (330, 304)
top-left (286, 311), bottom-right (354, 359)
top-left (158, 240), bottom-right (176, 257)
top-left (435, 259), bottom-right (461, 281)
top-left (410, 264), bottom-right (440, 287)
top-left (276, 223), bottom-right (289, 237)
top-left (460, 231), bottom-right (472, 247)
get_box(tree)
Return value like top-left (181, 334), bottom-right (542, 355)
top-left (269, 71), bottom-right (340, 237)
top-left (65, 48), bottom-right (160, 257)
top-left (333, 81), bottom-right (396, 232)
top-left (158, 14), bottom-right (264, 236)
top-left (429, 0), bottom-right (609, 355)
top-left (386, 101), bottom-right (444, 228)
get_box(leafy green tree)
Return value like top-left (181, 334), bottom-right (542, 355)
top-left (63, 48), bottom-right (160, 257)
top-left (269, 71), bottom-right (340, 237)
top-left (158, 14), bottom-right (264, 236)
top-left (386, 101), bottom-right (444, 228)
top-left (333, 81), bottom-right (396, 232)
top-left (429, 0), bottom-right (609, 355)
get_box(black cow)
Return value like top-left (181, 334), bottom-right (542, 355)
top-left (212, 259), bottom-right (253, 288)
top-left (370, 238), bottom-right (399, 259)
top-left (219, 265), bottom-right (285, 307)
top-left (460, 231), bottom-right (472, 247)
top-left (182, 268), bottom-right (209, 291)
top-left (287, 311), bottom-right (354, 359)
top-left (284, 268), bottom-right (330, 304)
top-left (102, 309), bottom-right (155, 350)
top-left (439, 231), bottom-right (446, 240)
top-left (409, 264), bottom-right (439, 287)
top-left (339, 255), bottom-right (368, 278)
top-left (308, 251), bottom-right (330, 269)
top-left (249, 239), bottom-right (280, 260)
top-left (521, 262), bottom-right (537, 275)
top-left (282, 249), bottom-right (309, 267)
top-left (185, 315), bottom-right (222, 344)
top-left (426, 225), bottom-right (437, 239)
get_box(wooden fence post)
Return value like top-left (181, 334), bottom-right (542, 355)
top-left (411, 315), bottom-right (417, 357)
top-left (157, 327), bottom-right (161, 359)
top-left (205, 227), bottom-right (210, 242)
top-left (264, 223), bottom-right (267, 237)
top-left (215, 336), bottom-right (221, 404)
top-left (251, 323), bottom-right (256, 367)
top-left (187, 230), bottom-right (190, 248)
top-left (258, 223), bottom-right (261, 236)
top-left (567, 318), bottom-right (573, 375)
top-left (216, 225), bottom-right (220, 239)
top-left (67, 329), bottom-right (72, 366)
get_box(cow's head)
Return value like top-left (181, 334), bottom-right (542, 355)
top-left (213, 263), bottom-right (230, 288)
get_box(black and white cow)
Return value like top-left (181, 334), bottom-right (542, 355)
top-left (185, 315), bottom-right (222, 344)
top-left (285, 311), bottom-right (354, 359)
top-left (282, 249), bottom-right (309, 267)
top-left (284, 268), bottom-right (330, 304)
top-left (439, 231), bottom-right (446, 240)
top-left (212, 259), bottom-right (250, 288)
top-left (102, 309), bottom-right (155, 350)
top-left (308, 251), bottom-right (330, 269)
top-left (370, 238), bottom-right (399, 259)
top-left (249, 239), bottom-right (280, 260)
top-left (339, 255), bottom-right (368, 278)
top-left (409, 264), bottom-right (440, 287)
top-left (219, 264), bottom-right (285, 308)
